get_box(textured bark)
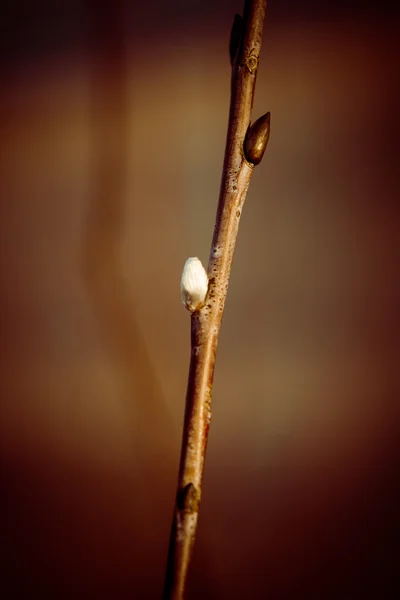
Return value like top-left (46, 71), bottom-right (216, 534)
top-left (163, 2), bottom-right (269, 598)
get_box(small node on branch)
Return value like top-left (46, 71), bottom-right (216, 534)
top-left (244, 50), bottom-right (259, 74)
top-left (244, 111), bottom-right (271, 165)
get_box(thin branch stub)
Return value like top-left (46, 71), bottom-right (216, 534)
top-left (244, 111), bottom-right (271, 165)
top-left (229, 14), bottom-right (244, 65)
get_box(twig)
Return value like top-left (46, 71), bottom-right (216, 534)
top-left (163, 1), bottom-right (270, 598)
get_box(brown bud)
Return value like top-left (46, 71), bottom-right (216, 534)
top-left (244, 112), bottom-right (271, 166)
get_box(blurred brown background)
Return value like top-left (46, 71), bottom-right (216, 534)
top-left (0, 1), bottom-right (399, 598)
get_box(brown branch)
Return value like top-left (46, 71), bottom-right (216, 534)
top-left (163, 2), bottom-right (270, 598)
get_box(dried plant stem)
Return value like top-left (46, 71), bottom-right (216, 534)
top-left (163, 2), bottom-right (268, 598)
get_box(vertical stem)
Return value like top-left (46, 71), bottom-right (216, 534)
top-left (163, 2), bottom-right (268, 598)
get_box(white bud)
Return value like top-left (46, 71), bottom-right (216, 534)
top-left (180, 257), bottom-right (209, 312)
